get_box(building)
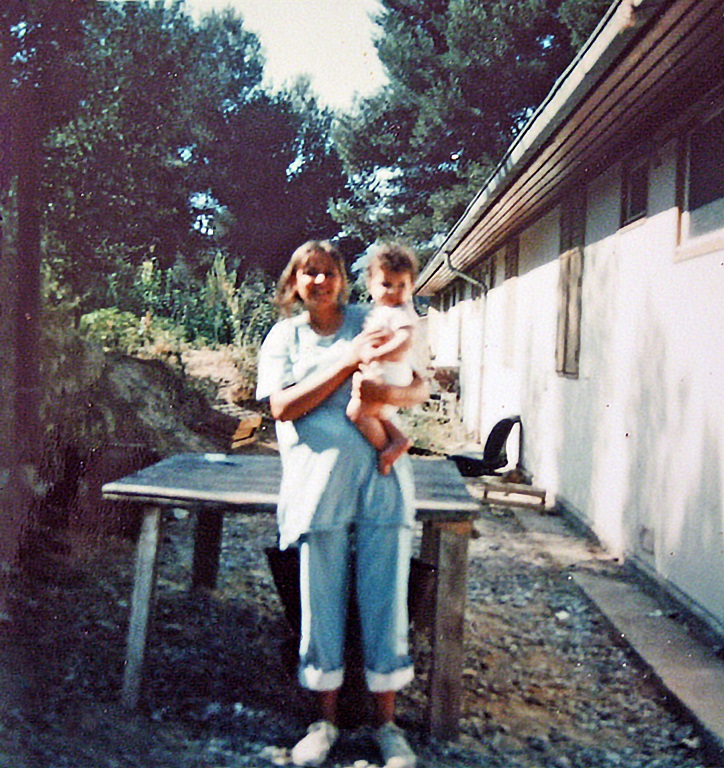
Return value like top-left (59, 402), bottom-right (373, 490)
top-left (416, 0), bottom-right (724, 635)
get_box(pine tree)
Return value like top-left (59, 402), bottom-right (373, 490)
top-left (332, 0), bottom-right (610, 259)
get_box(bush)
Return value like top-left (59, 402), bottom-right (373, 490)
top-left (79, 308), bottom-right (145, 353)
top-left (399, 404), bottom-right (467, 455)
top-left (101, 253), bottom-right (277, 349)
top-left (79, 307), bottom-right (186, 360)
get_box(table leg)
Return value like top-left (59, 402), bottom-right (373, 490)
top-left (191, 510), bottom-right (224, 590)
top-left (425, 519), bottom-right (472, 739)
top-left (121, 505), bottom-right (164, 710)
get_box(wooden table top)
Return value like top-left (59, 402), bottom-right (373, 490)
top-left (102, 452), bottom-right (480, 521)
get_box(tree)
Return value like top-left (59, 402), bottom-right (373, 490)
top-left (2, 0), bottom-right (93, 451)
top-left (43, 2), bottom-right (348, 303)
top-left (200, 77), bottom-right (348, 277)
top-left (43, 2), bottom-right (268, 309)
top-left (332, 0), bottom-right (611, 258)
top-left (0, 0), bottom-right (92, 560)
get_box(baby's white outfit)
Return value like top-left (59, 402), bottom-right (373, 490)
top-left (362, 302), bottom-right (417, 417)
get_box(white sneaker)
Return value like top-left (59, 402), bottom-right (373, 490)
top-left (291, 720), bottom-right (339, 766)
top-left (375, 722), bottom-right (417, 768)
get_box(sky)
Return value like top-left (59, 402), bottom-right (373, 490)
top-left (183, 0), bottom-right (388, 111)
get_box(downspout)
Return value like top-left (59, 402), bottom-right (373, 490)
top-left (444, 252), bottom-right (489, 294)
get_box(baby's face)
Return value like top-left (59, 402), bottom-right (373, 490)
top-left (367, 267), bottom-right (414, 308)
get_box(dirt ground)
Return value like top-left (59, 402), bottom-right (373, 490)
top-left (0, 348), bottom-right (713, 768)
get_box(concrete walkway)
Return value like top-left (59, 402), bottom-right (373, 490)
top-left (573, 572), bottom-right (724, 765)
top-left (512, 506), bottom-right (724, 765)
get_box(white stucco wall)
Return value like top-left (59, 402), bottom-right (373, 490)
top-left (458, 285), bottom-right (486, 438)
top-left (441, 137), bottom-right (724, 632)
top-left (577, 142), bottom-right (724, 630)
top-left (428, 293), bottom-right (462, 368)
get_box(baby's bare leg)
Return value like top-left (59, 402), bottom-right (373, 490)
top-left (377, 419), bottom-right (412, 476)
top-left (347, 397), bottom-right (390, 452)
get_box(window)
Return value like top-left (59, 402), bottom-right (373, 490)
top-left (470, 271), bottom-right (484, 300)
top-left (504, 238), bottom-right (519, 280)
top-left (556, 190), bottom-right (586, 378)
top-left (679, 103), bottom-right (724, 258)
top-left (621, 154), bottom-right (649, 227)
top-left (466, 260), bottom-right (492, 300)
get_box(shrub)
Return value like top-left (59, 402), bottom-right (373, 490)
top-left (79, 307), bottom-right (186, 360)
top-left (79, 308), bottom-right (144, 353)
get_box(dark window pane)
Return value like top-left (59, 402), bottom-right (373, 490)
top-left (689, 111), bottom-right (724, 211)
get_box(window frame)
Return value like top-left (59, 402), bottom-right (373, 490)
top-left (620, 153), bottom-right (650, 228)
top-left (676, 99), bottom-right (724, 261)
top-left (504, 238), bottom-right (519, 280)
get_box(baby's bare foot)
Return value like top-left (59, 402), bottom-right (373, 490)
top-left (378, 438), bottom-right (412, 475)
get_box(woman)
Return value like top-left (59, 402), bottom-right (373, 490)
top-left (256, 240), bottom-right (427, 767)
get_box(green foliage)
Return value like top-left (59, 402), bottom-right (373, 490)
top-left (225, 342), bottom-right (264, 400)
top-left (79, 252), bottom-right (276, 354)
top-left (36, 1), bottom-right (346, 312)
top-left (225, 265), bottom-right (277, 348)
top-left (79, 307), bottom-right (151, 353)
top-left (78, 305), bottom-right (186, 366)
top-left (558, 0), bottom-right (612, 48)
top-left (1, 0), bottom-right (91, 131)
top-left (78, 303), bottom-right (187, 361)
top-left (42, 1), bottom-right (256, 302)
top-left (399, 403), bottom-right (468, 455)
top-left (332, 0), bottom-right (612, 256)
top-left (194, 254), bottom-right (275, 347)
top-left (202, 80), bottom-right (347, 276)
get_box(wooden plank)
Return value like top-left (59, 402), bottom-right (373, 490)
top-left (486, 480), bottom-right (544, 494)
top-left (191, 511), bottom-right (224, 590)
top-left (419, 521), bottom-right (439, 565)
top-left (428, 520), bottom-right (472, 739)
top-left (483, 481), bottom-right (546, 510)
top-left (121, 506), bottom-right (163, 710)
top-left (103, 453), bottom-right (282, 508)
top-left (103, 454), bottom-right (480, 517)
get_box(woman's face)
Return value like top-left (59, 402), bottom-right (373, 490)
top-left (294, 252), bottom-right (344, 310)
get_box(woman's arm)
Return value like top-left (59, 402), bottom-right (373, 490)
top-left (269, 327), bottom-right (393, 422)
top-left (352, 369), bottom-right (429, 410)
top-left (269, 355), bottom-right (358, 422)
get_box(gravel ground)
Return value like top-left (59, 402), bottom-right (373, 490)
top-left (0, 463), bottom-right (714, 768)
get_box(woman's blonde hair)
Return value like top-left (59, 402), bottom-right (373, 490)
top-left (275, 240), bottom-right (349, 316)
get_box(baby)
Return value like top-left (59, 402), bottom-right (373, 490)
top-left (347, 243), bottom-right (419, 475)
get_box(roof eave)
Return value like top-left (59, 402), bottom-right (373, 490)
top-left (415, 0), bottom-right (668, 296)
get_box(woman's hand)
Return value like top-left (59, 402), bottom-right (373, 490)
top-left (348, 328), bottom-right (394, 367)
top-left (270, 329), bottom-right (398, 422)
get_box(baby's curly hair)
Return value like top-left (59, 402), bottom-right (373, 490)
top-left (366, 242), bottom-right (419, 280)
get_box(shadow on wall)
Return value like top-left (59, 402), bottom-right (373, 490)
top-left (624, 305), bottom-right (670, 561)
top-left (673, 426), bottom-right (724, 635)
top-left (625, 305), bottom-right (724, 636)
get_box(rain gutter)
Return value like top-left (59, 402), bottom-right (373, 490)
top-left (416, 0), bottom-right (668, 294)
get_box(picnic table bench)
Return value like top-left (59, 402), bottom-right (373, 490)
top-left (102, 452), bottom-right (480, 738)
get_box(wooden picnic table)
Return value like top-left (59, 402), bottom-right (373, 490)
top-left (102, 452), bottom-right (479, 738)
